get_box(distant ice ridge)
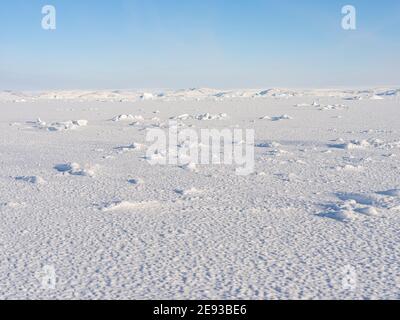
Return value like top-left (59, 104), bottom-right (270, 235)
top-left (1, 87), bottom-right (399, 102)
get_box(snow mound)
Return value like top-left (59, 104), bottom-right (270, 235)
top-left (115, 143), bottom-right (144, 153)
top-left (170, 114), bottom-right (192, 120)
top-left (256, 141), bottom-right (281, 148)
top-left (101, 201), bottom-right (159, 212)
top-left (54, 163), bottom-right (99, 177)
top-left (0, 202), bottom-right (26, 209)
top-left (28, 118), bottom-right (88, 131)
top-left (294, 103), bottom-right (313, 107)
top-left (15, 176), bottom-right (46, 184)
top-left (261, 115), bottom-right (292, 121)
top-left (370, 95), bottom-right (384, 100)
top-left (355, 207), bottom-right (380, 216)
top-left (318, 104), bottom-right (348, 111)
top-left (319, 200), bottom-right (380, 222)
top-left (335, 164), bottom-right (364, 172)
top-left (376, 89), bottom-right (400, 97)
top-left (329, 139), bottom-right (385, 150)
top-left (195, 113), bottom-right (228, 121)
top-left (128, 178), bottom-right (144, 185)
top-left (180, 162), bottom-right (197, 172)
top-left (294, 102), bottom-right (347, 111)
top-left (174, 187), bottom-right (203, 196)
top-left (112, 114), bottom-right (144, 122)
top-left (140, 93), bottom-right (155, 100)
top-left (319, 188), bottom-right (400, 222)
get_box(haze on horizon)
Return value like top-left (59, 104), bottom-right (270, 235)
top-left (1, 0), bottom-right (399, 90)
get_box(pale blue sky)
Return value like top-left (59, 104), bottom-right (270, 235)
top-left (0, 0), bottom-right (399, 90)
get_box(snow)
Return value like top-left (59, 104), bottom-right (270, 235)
top-left (15, 176), bottom-right (46, 185)
top-left (1, 87), bottom-right (398, 103)
top-left (195, 113), bottom-right (228, 121)
top-left (111, 114), bottom-right (144, 122)
top-left (100, 201), bottom-right (160, 212)
top-left (0, 88), bottom-right (400, 299)
top-left (25, 118), bottom-right (88, 132)
top-left (54, 163), bottom-right (99, 177)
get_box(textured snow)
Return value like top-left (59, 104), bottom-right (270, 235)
top-left (0, 88), bottom-right (400, 299)
top-left (1, 87), bottom-right (399, 103)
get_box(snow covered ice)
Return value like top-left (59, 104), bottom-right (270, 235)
top-left (0, 88), bottom-right (400, 299)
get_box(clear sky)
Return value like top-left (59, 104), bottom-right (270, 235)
top-left (1, 0), bottom-right (399, 90)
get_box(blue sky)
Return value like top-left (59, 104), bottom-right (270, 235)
top-left (0, 0), bottom-right (399, 90)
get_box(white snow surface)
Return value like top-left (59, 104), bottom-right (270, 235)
top-left (0, 88), bottom-right (400, 299)
top-left (1, 87), bottom-right (400, 103)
